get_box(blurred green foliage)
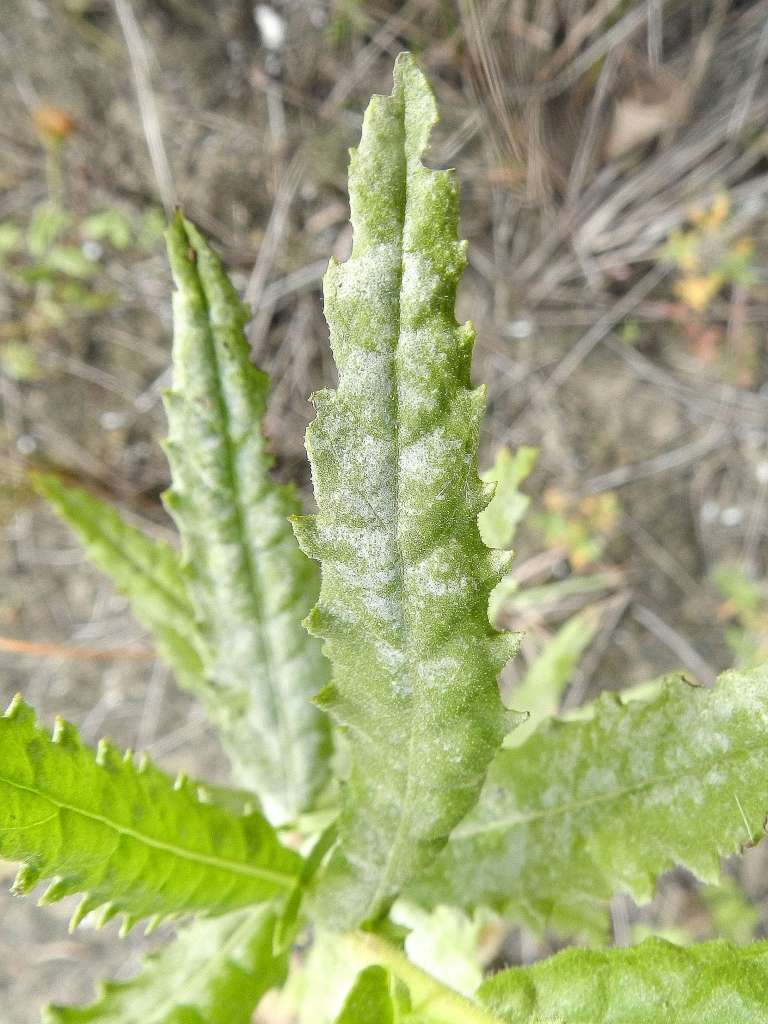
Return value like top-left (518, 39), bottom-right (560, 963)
top-left (532, 489), bottom-right (619, 570)
top-left (713, 564), bottom-right (768, 669)
top-left (0, 199), bottom-right (165, 380)
top-left (659, 191), bottom-right (757, 313)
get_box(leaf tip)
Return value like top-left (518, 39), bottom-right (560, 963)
top-left (11, 862), bottom-right (41, 896)
top-left (291, 514), bottom-right (320, 561)
top-left (70, 893), bottom-right (99, 932)
top-left (392, 50), bottom-right (438, 160)
top-left (95, 901), bottom-right (120, 930)
top-left (119, 913), bottom-right (139, 938)
top-left (38, 876), bottom-right (69, 906)
top-left (504, 707), bottom-right (530, 736)
top-left (52, 716), bottom-right (81, 749)
top-left (4, 693), bottom-right (34, 722)
top-left (95, 736), bottom-right (120, 770)
top-left (144, 912), bottom-right (163, 935)
top-left (41, 1004), bottom-right (65, 1024)
top-left (490, 629), bottom-right (522, 673)
top-left (29, 471), bottom-right (59, 500)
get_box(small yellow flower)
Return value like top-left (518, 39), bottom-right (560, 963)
top-left (689, 191), bottom-right (730, 232)
top-left (674, 272), bottom-right (724, 312)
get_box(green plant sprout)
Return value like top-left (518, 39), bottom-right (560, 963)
top-left (0, 199), bottom-right (165, 381)
top-left (5, 54), bottom-right (768, 1022)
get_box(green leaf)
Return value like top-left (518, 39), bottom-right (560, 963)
top-left (504, 605), bottom-right (601, 748)
top-left (391, 901), bottom-right (494, 998)
top-left (163, 213), bottom-right (331, 825)
top-left (274, 822), bottom-right (338, 954)
top-left (408, 666), bottom-right (768, 940)
top-left (34, 474), bottom-right (204, 691)
top-left (330, 960), bottom-right (495, 1024)
top-left (478, 937), bottom-right (768, 1023)
top-left (0, 221), bottom-right (22, 255)
top-left (283, 928), bottom-right (363, 1024)
top-left (45, 245), bottom-right (99, 279)
top-left (478, 447), bottom-right (538, 551)
top-left (333, 966), bottom-right (412, 1024)
top-left (497, 571), bottom-right (619, 616)
top-left (28, 201), bottom-right (72, 257)
top-left (331, 931), bottom-right (505, 1024)
top-left (81, 209), bottom-right (133, 251)
top-left (0, 696), bottom-right (301, 930)
top-left (1, 340), bottom-right (42, 382)
top-left (292, 52), bottom-right (518, 929)
top-left (43, 905), bottom-right (287, 1024)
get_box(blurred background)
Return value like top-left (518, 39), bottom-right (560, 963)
top-left (1, 0), bottom-right (768, 1019)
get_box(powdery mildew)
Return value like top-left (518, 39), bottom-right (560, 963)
top-left (292, 54), bottom-right (518, 928)
top-left (409, 665), bottom-right (768, 940)
top-left (164, 216), bottom-right (331, 826)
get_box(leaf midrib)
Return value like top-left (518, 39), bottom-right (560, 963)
top-left (368, 89), bottom-right (422, 912)
top-left (191, 263), bottom-right (299, 813)
top-left (0, 772), bottom-right (295, 888)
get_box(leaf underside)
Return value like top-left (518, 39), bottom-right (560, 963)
top-left (44, 905), bottom-right (287, 1024)
top-left (293, 53), bottom-right (518, 929)
top-left (479, 937), bottom-right (768, 1023)
top-left (34, 474), bottom-right (204, 691)
top-left (408, 666), bottom-right (768, 940)
top-left (163, 213), bottom-right (331, 825)
top-left (0, 697), bottom-right (300, 931)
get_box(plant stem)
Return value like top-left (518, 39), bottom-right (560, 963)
top-left (345, 930), bottom-right (504, 1024)
top-left (45, 140), bottom-right (64, 205)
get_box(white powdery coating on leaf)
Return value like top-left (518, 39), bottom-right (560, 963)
top-left (410, 541), bottom-right (472, 598)
top-left (376, 640), bottom-right (408, 675)
top-left (416, 654), bottom-right (462, 687)
top-left (341, 347), bottom-right (396, 408)
top-left (409, 666), bottom-right (768, 932)
top-left (299, 54), bottom-right (515, 928)
top-left (365, 591), bottom-right (400, 624)
top-left (399, 428), bottom-right (461, 486)
top-left (322, 522), bottom-right (393, 565)
top-left (334, 244), bottom-right (400, 317)
top-left (401, 250), bottom-right (441, 308)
